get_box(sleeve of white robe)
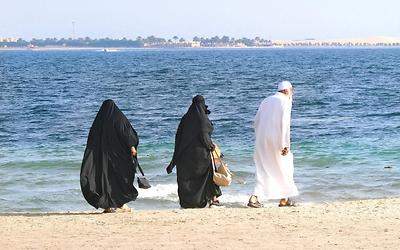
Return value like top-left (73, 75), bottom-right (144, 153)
top-left (281, 101), bottom-right (291, 150)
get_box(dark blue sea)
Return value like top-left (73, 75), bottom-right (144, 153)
top-left (0, 48), bottom-right (399, 212)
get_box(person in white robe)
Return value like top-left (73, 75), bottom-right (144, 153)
top-left (248, 81), bottom-right (299, 208)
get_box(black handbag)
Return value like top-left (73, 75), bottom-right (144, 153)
top-left (133, 157), bottom-right (151, 189)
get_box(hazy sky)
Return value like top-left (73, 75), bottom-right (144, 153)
top-left (1, 0), bottom-right (399, 40)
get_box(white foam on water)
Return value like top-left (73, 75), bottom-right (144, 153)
top-left (137, 184), bottom-right (178, 201)
top-left (219, 193), bottom-right (250, 204)
top-left (137, 183), bottom-right (251, 205)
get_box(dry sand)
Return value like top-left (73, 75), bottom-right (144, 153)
top-left (1, 198), bottom-right (399, 249)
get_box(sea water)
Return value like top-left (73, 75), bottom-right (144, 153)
top-left (0, 48), bottom-right (399, 212)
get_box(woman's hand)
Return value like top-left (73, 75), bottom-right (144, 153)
top-left (131, 146), bottom-right (137, 156)
top-left (166, 163), bottom-right (173, 174)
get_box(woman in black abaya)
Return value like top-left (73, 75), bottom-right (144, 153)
top-left (80, 99), bottom-right (139, 213)
top-left (166, 95), bottom-right (222, 208)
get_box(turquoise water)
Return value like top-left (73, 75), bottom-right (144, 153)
top-left (0, 48), bottom-right (399, 212)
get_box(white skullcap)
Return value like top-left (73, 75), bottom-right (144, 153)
top-left (278, 81), bottom-right (292, 91)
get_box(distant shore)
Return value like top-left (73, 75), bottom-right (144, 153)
top-left (1, 45), bottom-right (400, 52)
top-left (1, 197), bottom-right (399, 249)
top-left (1, 36), bottom-right (400, 50)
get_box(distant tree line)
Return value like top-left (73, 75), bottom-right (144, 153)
top-left (2, 36), bottom-right (399, 48)
top-left (0, 38), bottom-right (30, 47)
top-left (0, 35), bottom-right (273, 48)
top-left (30, 37), bottom-right (143, 47)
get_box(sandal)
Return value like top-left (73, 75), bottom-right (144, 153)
top-left (247, 195), bottom-right (264, 208)
top-left (247, 200), bottom-right (264, 208)
top-left (209, 200), bottom-right (225, 208)
top-left (103, 208), bottom-right (116, 213)
top-left (278, 199), bottom-right (296, 207)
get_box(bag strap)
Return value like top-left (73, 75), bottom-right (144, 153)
top-left (137, 162), bottom-right (145, 176)
top-left (212, 149), bottom-right (234, 176)
top-left (133, 156), bottom-right (145, 177)
top-left (210, 152), bottom-right (217, 172)
top-left (214, 150), bottom-right (223, 162)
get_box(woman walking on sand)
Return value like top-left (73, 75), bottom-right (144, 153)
top-left (166, 95), bottom-right (222, 208)
top-left (80, 99), bottom-right (139, 213)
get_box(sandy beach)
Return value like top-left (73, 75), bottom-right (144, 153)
top-left (1, 198), bottom-right (399, 249)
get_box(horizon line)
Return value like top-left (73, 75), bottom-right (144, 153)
top-left (1, 35), bottom-right (400, 41)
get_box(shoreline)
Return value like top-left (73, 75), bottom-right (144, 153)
top-left (1, 197), bottom-right (399, 249)
top-left (1, 46), bottom-right (400, 52)
top-left (0, 196), bottom-right (398, 214)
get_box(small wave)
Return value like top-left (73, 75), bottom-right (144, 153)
top-left (149, 68), bottom-right (171, 74)
top-left (137, 184), bottom-right (252, 205)
top-left (302, 100), bottom-right (328, 106)
top-left (219, 193), bottom-right (250, 204)
top-left (53, 78), bottom-right (68, 81)
top-left (365, 112), bottom-right (400, 117)
top-left (100, 49), bottom-right (119, 52)
top-left (138, 184), bottom-right (178, 201)
top-left (1, 160), bottom-right (80, 170)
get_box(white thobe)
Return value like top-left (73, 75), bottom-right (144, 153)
top-left (253, 92), bottom-right (299, 200)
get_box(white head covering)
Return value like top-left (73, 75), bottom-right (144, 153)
top-left (278, 81), bottom-right (292, 91)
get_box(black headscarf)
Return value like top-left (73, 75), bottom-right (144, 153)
top-left (80, 99), bottom-right (139, 209)
top-left (167, 95), bottom-right (213, 172)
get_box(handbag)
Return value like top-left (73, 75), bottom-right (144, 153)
top-left (210, 146), bottom-right (232, 187)
top-left (133, 157), bottom-right (151, 189)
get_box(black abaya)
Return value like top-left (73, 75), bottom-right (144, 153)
top-left (80, 99), bottom-right (139, 209)
top-left (167, 95), bottom-right (221, 208)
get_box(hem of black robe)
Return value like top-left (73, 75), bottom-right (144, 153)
top-left (97, 194), bottom-right (138, 209)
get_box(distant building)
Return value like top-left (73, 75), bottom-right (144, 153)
top-left (191, 41), bottom-right (201, 47)
top-left (0, 37), bottom-right (18, 42)
top-left (235, 42), bottom-right (246, 48)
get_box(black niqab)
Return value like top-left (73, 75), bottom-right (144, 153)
top-left (167, 95), bottom-right (221, 208)
top-left (80, 99), bottom-right (139, 209)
